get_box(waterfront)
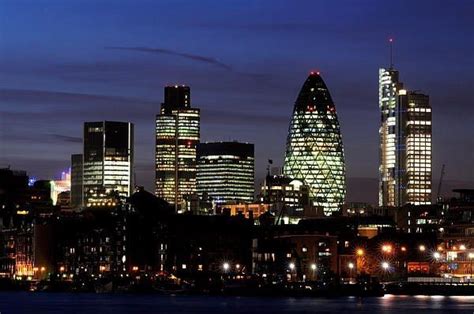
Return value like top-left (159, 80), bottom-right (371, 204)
top-left (0, 292), bottom-right (473, 313)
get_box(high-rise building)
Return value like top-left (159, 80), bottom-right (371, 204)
top-left (70, 154), bottom-right (83, 209)
top-left (283, 72), bottom-right (346, 215)
top-left (155, 85), bottom-right (200, 212)
top-left (196, 141), bottom-right (254, 205)
top-left (83, 121), bottom-right (134, 207)
top-left (378, 68), bottom-right (432, 207)
top-left (397, 90), bottom-right (432, 205)
top-left (378, 68), bottom-right (403, 207)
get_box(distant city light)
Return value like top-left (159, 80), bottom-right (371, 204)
top-left (222, 262), bottom-right (230, 271)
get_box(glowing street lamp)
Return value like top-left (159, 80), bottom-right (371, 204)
top-left (419, 245), bottom-right (426, 252)
top-left (222, 262), bottom-right (230, 272)
top-left (356, 248), bottom-right (364, 257)
top-left (382, 244), bottom-right (392, 254)
top-left (348, 262), bottom-right (354, 270)
top-left (382, 262), bottom-right (390, 271)
top-left (433, 252), bottom-right (441, 260)
top-left (310, 263), bottom-right (317, 271)
top-left (289, 262), bottom-right (295, 271)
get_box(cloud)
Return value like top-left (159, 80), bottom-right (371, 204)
top-left (106, 46), bottom-right (232, 71)
top-left (49, 134), bottom-right (82, 143)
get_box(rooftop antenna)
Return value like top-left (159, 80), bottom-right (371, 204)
top-left (389, 37), bottom-right (394, 69)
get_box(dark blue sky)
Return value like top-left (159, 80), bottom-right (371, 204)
top-left (1, 0), bottom-right (473, 204)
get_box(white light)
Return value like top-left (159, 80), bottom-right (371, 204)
top-left (382, 262), bottom-right (390, 270)
top-left (289, 263), bottom-right (295, 270)
top-left (223, 262), bottom-right (230, 271)
top-left (433, 252), bottom-right (441, 260)
top-left (311, 263), bottom-right (317, 270)
top-left (348, 262), bottom-right (354, 269)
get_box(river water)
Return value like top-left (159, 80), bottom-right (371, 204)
top-left (0, 292), bottom-right (473, 313)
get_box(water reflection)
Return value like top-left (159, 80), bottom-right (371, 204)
top-left (0, 292), bottom-right (473, 313)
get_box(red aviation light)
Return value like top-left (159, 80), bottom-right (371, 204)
top-left (310, 70), bottom-right (320, 76)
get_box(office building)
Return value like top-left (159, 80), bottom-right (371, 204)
top-left (283, 72), bottom-right (346, 215)
top-left (155, 85), bottom-right (200, 212)
top-left (70, 154), bottom-right (83, 209)
top-left (83, 121), bottom-right (134, 207)
top-left (379, 68), bottom-right (432, 207)
top-left (197, 141), bottom-right (254, 205)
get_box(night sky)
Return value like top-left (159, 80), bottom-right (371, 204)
top-left (1, 0), bottom-right (473, 204)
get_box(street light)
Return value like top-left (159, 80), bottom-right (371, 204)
top-left (419, 245), bottom-right (426, 252)
top-left (222, 262), bottom-right (230, 272)
top-left (382, 262), bottom-right (390, 271)
top-left (348, 262), bottom-right (354, 270)
top-left (356, 248), bottom-right (364, 257)
top-left (289, 262), bottom-right (295, 271)
top-left (433, 252), bottom-right (441, 260)
top-left (310, 263), bottom-right (317, 271)
top-left (382, 244), bottom-right (392, 254)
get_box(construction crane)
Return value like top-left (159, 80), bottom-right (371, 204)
top-left (436, 164), bottom-right (446, 202)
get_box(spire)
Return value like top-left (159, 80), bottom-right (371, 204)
top-left (389, 37), bottom-right (394, 69)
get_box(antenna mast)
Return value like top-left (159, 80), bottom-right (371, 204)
top-left (389, 38), bottom-right (394, 69)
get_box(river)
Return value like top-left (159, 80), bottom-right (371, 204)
top-left (0, 292), bottom-right (473, 313)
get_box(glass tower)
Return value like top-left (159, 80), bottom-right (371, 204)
top-left (283, 72), bottom-right (346, 215)
top-left (397, 90), bottom-right (432, 205)
top-left (83, 121), bottom-right (134, 207)
top-left (379, 68), bottom-right (432, 207)
top-left (196, 141), bottom-right (254, 205)
top-left (155, 85), bottom-right (200, 212)
top-left (379, 68), bottom-right (403, 207)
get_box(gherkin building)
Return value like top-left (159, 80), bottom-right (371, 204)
top-left (283, 72), bottom-right (346, 215)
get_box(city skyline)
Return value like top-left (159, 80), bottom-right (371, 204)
top-left (0, 0), bottom-right (473, 205)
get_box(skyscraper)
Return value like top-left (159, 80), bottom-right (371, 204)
top-left (379, 69), bottom-right (432, 207)
top-left (83, 121), bottom-right (134, 207)
top-left (283, 72), bottom-right (346, 215)
top-left (196, 141), bottom-right (254, 205)
top-left (379, 68), bottom-right (402, 207)
top-left (397, 90), bottom-right (432, 205)
top-left (155, 85), bottom-right (200, 212)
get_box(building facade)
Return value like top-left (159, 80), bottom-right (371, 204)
top-left (197, 141), bottom-right (254, 205)
top-left (70, 154), bottom-right (83, 209)
top-left (379, 68), bottom-right (432, 207)
top-left (83, 121), bottom-right (134, 207)
top-left (283, 72), bottom-right (346, 215)
top-left (155, 86), bottom-right (200, 212)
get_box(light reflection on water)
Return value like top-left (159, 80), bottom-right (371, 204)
top-left (0, 292), bottom-right (473, 313)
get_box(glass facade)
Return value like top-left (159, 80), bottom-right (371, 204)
top-left (283, 72), bottom-right (346, 215)
top-left (378, 68), bottom-right (403, 207)
top-left (196, 142), bottom-right (254, 205)
top-left (379, 68), bottom-right (432, 207)
top-left (155, 86), bottom-right (200, 212)
top-left (398, 91), bottom-right (432, 205)
top-left (83, 121), bottom-right (134, 207)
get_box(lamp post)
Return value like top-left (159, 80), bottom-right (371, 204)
top-left (348, 262), bottom-right (354, 283)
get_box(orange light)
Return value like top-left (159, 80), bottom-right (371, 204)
top-left (401, 246), bottom-right (407, 252)
top-left (356, 248), bottom-right (364, 256)
top-left (132, 266), bottom-right (139, 271)
top-left (382, 244), bottom-right (393, 253)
